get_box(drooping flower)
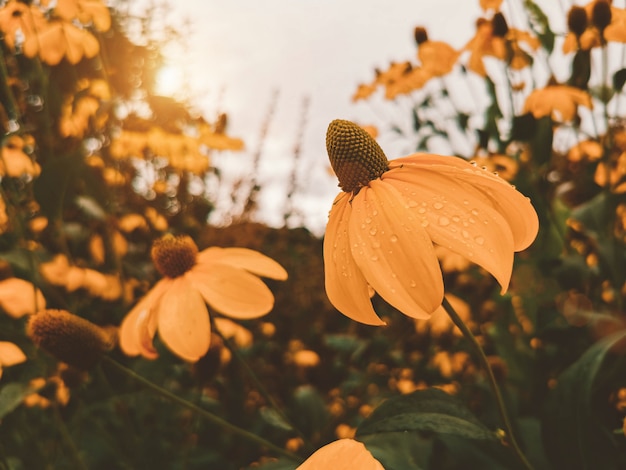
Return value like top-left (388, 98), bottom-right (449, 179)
top-left (323, 120), bottom-right (538, 325)
top-left (297, 438), bottom-right (384, 470)
top-left (523, 85), bottom-right (593, 122)
top-left (0, 341), bottom-right (27, 379)
top-left (119, 235), bottom-right (287, 362)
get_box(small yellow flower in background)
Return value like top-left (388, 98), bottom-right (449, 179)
top-left (297, 438), bottom-right (384, 470)
top-left (0, 278), bottom-right (46, 318)
top-left (0, 135), bottom-right (41, 178)
top-left (119, 235), bottom-right (287, 362)
top-left (45, 0), bottom-right (112, 32)
top-left (595, 151), bottom-right (626, 193)
top-left (0, 341), bottom-right (27, 379)
top-left (415, 27), bottom-right (459, 77)
top-left (324, 120), bottom-right (538, 325)
top-left (523, 85), bottom-right (593, 122)
top-left (352, 82), bottom-right (378, 102)
top-left (0, 1), bottom-right (47, 51)
top-left (567, 140), bottom-right (603, 162)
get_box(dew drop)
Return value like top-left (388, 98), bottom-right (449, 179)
top-left (371, 255), bottom-right (379, 261)
top-left (407, 200), bottom-right (418, 208)
top-left (463, 200), bottom-right (469, 205)
top-left (438, 216), bottom-right (450, 226)
top-left (471, 209), bottom-right (479, 216)
top-left (421, 220), bottom-right (429, 227)
top-left (462, 230), bottom-right (470, 239)
top-left (390, 234), bottom-right (398, 243)
top-left (369, 227), bottom-right (377, 236)
top-left (417, 207), bottom-right (426, 214)
top-left (452, 216), bottom-right (460, 222)
top-left (433, 202), bottom-right (443, 210)
top-left (365, 217), bottom-right (372, 224)
top-left (410, 280), bottom-right (417, 287)
top-left (470, 161), bottom-right (477, 166)
top-left (475, 236), bottom-right (485, 245)
top-left (467, 251), bottom-right (474, 257)
top-left (371, 240), bottom-right (381, 248)
top-left (372, 210), bottom-right (378, 216)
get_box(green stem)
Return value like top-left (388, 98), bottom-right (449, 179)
top-left (101, 356), bottom-right (302, 463)
top-left (442, 296), bottom-right (533, 470)
top-left (213, 321), bottom-right (312, 449)
top-left (52, 405), bottom-right (89, 470)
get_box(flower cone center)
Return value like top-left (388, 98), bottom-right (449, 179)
top-left (151, 235), bottom-right (198, 278)
top-left (326, 119), bottom-right (389, 193)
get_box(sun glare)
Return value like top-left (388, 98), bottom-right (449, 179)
top-left (155, 65), bottom-right (185, 97)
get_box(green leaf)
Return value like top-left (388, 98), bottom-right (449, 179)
top-left (542, 330), bottom-right (626, 470)
top-left (359, 431), bottom-right (431, 470)
top-left (356, 388), bottom-right (495, 440)
top-left (613, 68), bottom-right (626, 91)
top-left (523, 0), bottom-right (555, 52)
top-left (259, 406), bottom-right (294, 432)
top-left (568, 50), bottom-right (591, 90)
top-left (291, 385), bottom-right (329, 437)
top-left (0, 382), bottom-right (36, 419)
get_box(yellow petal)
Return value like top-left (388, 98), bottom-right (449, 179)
top-left (189, 266), bottom-right (275, 319)
top-left (0, 278), bottom-right (46, 318)
top-left (198, 247), bottom-right (288, 280)
top-left (297, 439), bottom-right (385, 470)
top-left (395, 154), bottom-right (539, 251)
top-left (349, 181), bottom-right (443, 319)
top-left (386, 161), bottom-right (517, 291)
top-left (323, 194), bottom-right (385, 325)
top-left (0, 341), bottom-right (27, 367)
top-left (156, 278), bottom-right (210, 362)
top-left (118, 279), bottom-right (170, 357)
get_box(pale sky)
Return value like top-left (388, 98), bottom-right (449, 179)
top-left (154, 0), bottom-right (566, 235)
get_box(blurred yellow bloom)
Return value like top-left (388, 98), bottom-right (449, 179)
top-left (595, 151), bottom-right (626, 193)
top-left (0, 135), bottom-right (41, 178)
top-left (0, 0), bottom-right (47, 51)
top-left (563, 1), bottom-right (626, 52)
top-left (414, 294), bottom-right (472, 338)
top-left (567, 140), bottom-right (603, 162)
top-left (214, 317), bottom-right (253, 348)
top-left (297, 439), bottom-right (384, 470)
top-left (352, 82), bottom-right (378, 102)
top-left (24, 20), bottom-right (100, 65)
top-left (0, 278), bottom-right (46, 318)
top-left (480, 0), bottom-right (503, 10)
top-left (119, 235), bottom-right (287, 362)
top-left (0, 341), bottom-right (27, 379)
top-left (0, 196), bottom-right (8, 234)
top-left (46, 0), bottom-right (112, 32)
top-left (324, 120), bottom-right (538, 325)
top-left (415, 28), bottom-right (458, 77)
top-left (523, 85), bottom-right (593, 122)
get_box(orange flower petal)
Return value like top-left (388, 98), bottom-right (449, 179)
top-left (0, 341), bottom-right (27, 367)
top-left (156, 278), bottom-right (210, 362)
top-left (324, 195), bottom-right (386, 326)
top-left (349, 181), bottom-right (443, 319)
top-left (189, 266), bottom-right (275, 319)
top-left (0, 278), bottom-right (46, 318)
top-left (386, 159), bottom-right (524, 292)
top-left (297, 439), bottom-right (384, 470)
top-left (119, 279), bottom-right (170, 357)
top-left (393, 154), bottom-right (538, 251)
top-left (197, 247), bottom-right (287, 280)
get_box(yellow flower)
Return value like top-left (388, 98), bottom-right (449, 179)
top-left (0, 341), bottom-right (27, 379)
top-left (0, 278), bottom-right (46, 318)
top-left (323, 120), bottom-right (538, 325)
top-left (119, 235), bottom-right (287, 362)
top-left (0, 0), bottom-right (47, 51)
top-left (523, 85), bottom-right (593, 122)
top-left (297, 438), bottom-right (384, 470)
top-left (0, 135), bottom-right (41, 178)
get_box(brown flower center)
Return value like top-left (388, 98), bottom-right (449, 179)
top-left (151, 235), bottom-right (198, 278)
top-left (326, 119), bottom-right (389, 193)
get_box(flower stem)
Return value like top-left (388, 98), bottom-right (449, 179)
top-left (101, 356), bottom-right (302, 463)
top-left (212, 322), bottom-right (314, 451)
top-left (442, 296), bottom-right (533, 470)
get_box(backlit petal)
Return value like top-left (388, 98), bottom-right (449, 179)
top-left (324, 194), bottom-right (385, 325)
top-left (156, 278), bottom-right (210, 362)
top-left (197, 247), bottom-right (287, 280)
top-left (119, 279), bottom-right (170, 357)
top-left (297, 439), bottom-right (384, 470)
top-left (0, 341), bottom-right (27, 367)
top-left (393, 154), bottom-right (538, 251)
top-left (188, 267), bottom-right (274, 319)
top-left (0, 278), bottom-right (46, 318)
top-left (349, 181), bottom-right (444, 319)
top-left (385, 162), bottom-right (516, 291)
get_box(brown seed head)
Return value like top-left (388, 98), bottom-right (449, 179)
top-left (592, 0), bottom-right (612, 32)
top-left (151, 234), bottom-right (198, 278)
top-left (27, 309), bottom-right (114, 370)
top-left (326, 119), bottom-right (389, 193)
top-left (568, 6), bottom-right (588, 36)
top-left (414, 26), bottom-right (428, 45)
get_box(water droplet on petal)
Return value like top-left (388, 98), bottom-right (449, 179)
top-left (475, 236), bottom-right (485, 245)
top-left (407, 200), bottom-right (418, 208)
top-left (365, 217), bottom-right (372, 224)
top-left (369, 227), bottom-right (377, 236)
top-left (421, 220), bottom-right (429, 227)
top-left (417, 207), bottom-right (426, 214)
top-left (371, 255), bottom-right (379, 261)
top-left (390, 234), bottom-right (398, 243)
top-left (462, 230), bottom-right (470, 239)
top-left (433, 202), bottom-right (443, 210)
top-left (438, 216), bottom-right (450, 226)
top-left (410, 280), bottom-right (417, 287)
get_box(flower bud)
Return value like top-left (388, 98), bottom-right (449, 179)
top-left (567, 6), bottom-right (588, 37)
top-left (27, 309), bottom-right (114, 370)
top-left (414, 26), bottom-right (428, 45)
top-left (592, 0), bottom-right (612, 32)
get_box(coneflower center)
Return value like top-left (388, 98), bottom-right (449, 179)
top-left (326, 119), bottom-right (389, 193)
top-left (151, 235), bottom-right (198, 278)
